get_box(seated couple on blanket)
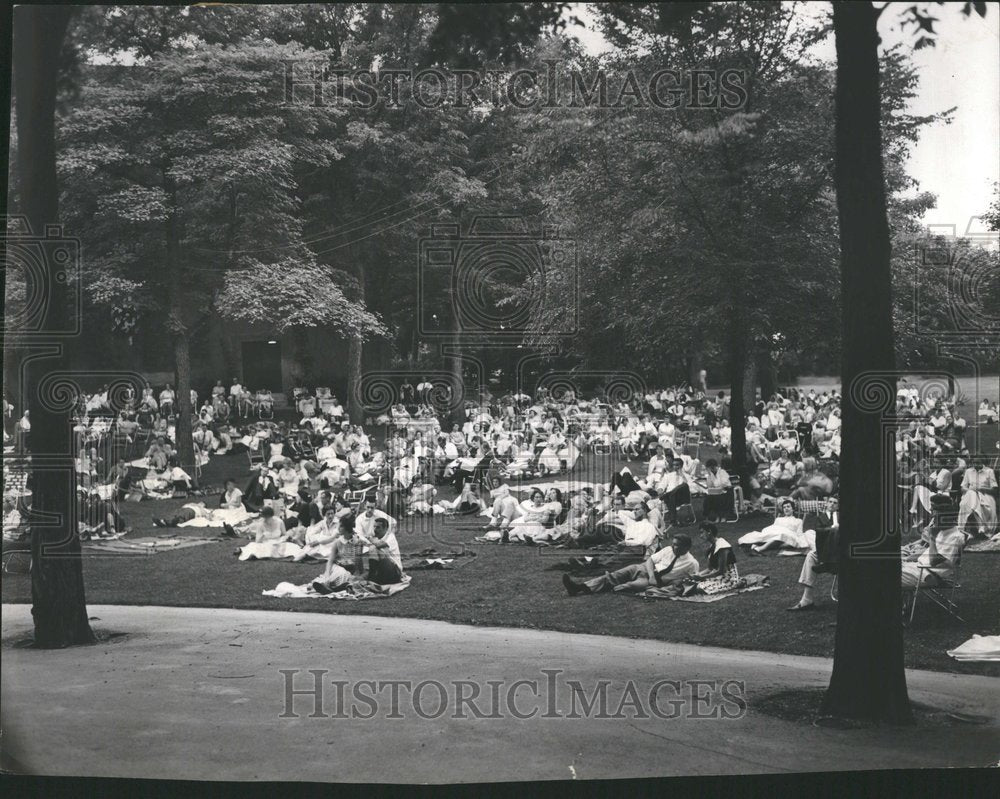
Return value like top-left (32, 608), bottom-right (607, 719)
top-left (563, 525), bottom-right (737, 597)
top-left (311, 512), bottom-right (404, 591)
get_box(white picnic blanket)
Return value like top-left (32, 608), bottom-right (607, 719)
top-left (178, 507), bottom-right (253, 528)
top-left (947, 634), bottom-right (1000, 662)
top-left (263, 574), bottom-right (411, 600)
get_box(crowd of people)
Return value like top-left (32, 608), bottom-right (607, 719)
top-left (3, 375), bottom-right (997, 600)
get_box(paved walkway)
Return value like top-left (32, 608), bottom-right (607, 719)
top-left (2, 604), bottom-right (998, 782)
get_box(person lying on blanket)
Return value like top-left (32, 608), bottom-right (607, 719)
top-left (153, 501), bottom-right (246, 536)
top-left (562, 534), bottom-right (698, 595)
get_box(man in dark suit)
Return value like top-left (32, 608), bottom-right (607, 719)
top-left (243, 466), bottom-right (279, 512)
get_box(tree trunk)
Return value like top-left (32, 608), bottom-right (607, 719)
top-left (688, 350), bottom-right (704, 391)
top-left (347, 336), bottom-right (364, 425)
top-left (15, 5), bottom-right (95, 648)
top-left (742, 357), bottom-right (757, 411)
top-left (757, 348), bottom-right (777, 401)
top-left (727, 320), bottom-right (748, 479)
top-left (821, 1), bottom-right (911, 725)
top-left (173, 330), bottom-right (196, 484)
top-left (450, 330), bottom-right (465, 428)
top-left (164, 187), bottom-right (195, 482)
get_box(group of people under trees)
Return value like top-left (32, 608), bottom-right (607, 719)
top-left (3, 374), bottom-right (996, 605)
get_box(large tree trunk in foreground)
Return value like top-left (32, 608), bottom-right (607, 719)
top-left (15, 5), bottom-right (95, 648)
top-left (821, 1), bottom-right (911, 724)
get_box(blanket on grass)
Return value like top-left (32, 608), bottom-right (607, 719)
top-left (642, 574), bottom-right (770, 602)
top-left (947, 634), bottom-right (1000, 662)
top-left (263, 575), bottom-right (411, 600)
top-left (400, 549), bottom-right (476, 570)
top-left (966, 534), bottom-right (1000, 553)
top-left (82, 535), bottom-right (224, 555)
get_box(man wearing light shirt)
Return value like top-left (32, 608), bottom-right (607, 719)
top-left (656, 458), bottom-right (691, 526)
top-left (563, 534), bottom-right (698, 594)
top-left (355, 497), bottom-right (397, 540)
top-left (621, 503), bottom-right (659, 553)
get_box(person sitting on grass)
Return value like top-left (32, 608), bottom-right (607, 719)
top-left (359, 516), bottom-right (404, 585)
top-left (693, 523), bottom-right (738, 584)
top-left (312, 513), bottom-right (366, 592)
top-left (218, 478), bottom-right (243, 510)
top-left (243, 466), bottom-right (279, 512)
top-left (738, 498), bottom-right (807, 553)
top-left (562, 534), bottom-right (698, 595)
top-left (292, 506), bottom-right (343, 561)
top-left (355, 496), bottom-right (398, 538)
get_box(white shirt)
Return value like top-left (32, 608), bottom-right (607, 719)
top-left (649, 547), bottom-right (699, 578)
top-left (962, 467), bottom-right (997, 492)
top-left (367, 529), bottom-right (402, 569)
top-left (355, 509), bottom-right (397, 539)
top-left (622, 518), bottom-right (658, 549)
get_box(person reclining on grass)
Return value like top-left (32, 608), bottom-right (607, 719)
top-left (563, 534), bottom-right (698, 595)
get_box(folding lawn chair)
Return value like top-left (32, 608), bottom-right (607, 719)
top-left (906, 547), bottom-right (965, 625)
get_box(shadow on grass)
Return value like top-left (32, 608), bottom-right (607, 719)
top-left (752, 687), bottom-right (995, 728)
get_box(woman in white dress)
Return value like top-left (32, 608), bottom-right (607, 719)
top-left (738, 499), bottom-right (808, 552)
top-left (508, 488), bottom-right (561, 543)
top-left (237, 506), bottom-right (302, 561)
top-left (537, 431), bottom-right (565, 474)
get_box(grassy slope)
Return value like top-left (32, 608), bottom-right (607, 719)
top-left (4, 421), bottom-right (998, 677)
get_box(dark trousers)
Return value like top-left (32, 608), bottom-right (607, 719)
top-left (166, 507), bottom-right (197, 526)
top-left (703, 490), bottom-right (734, 521)
top-left (662, 483), bottom-right (691, 521)
top-left (368, 557), bottom-right (403, 585)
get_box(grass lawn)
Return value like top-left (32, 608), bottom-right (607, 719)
top-left (4, 424), bottom-right (999, 678)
